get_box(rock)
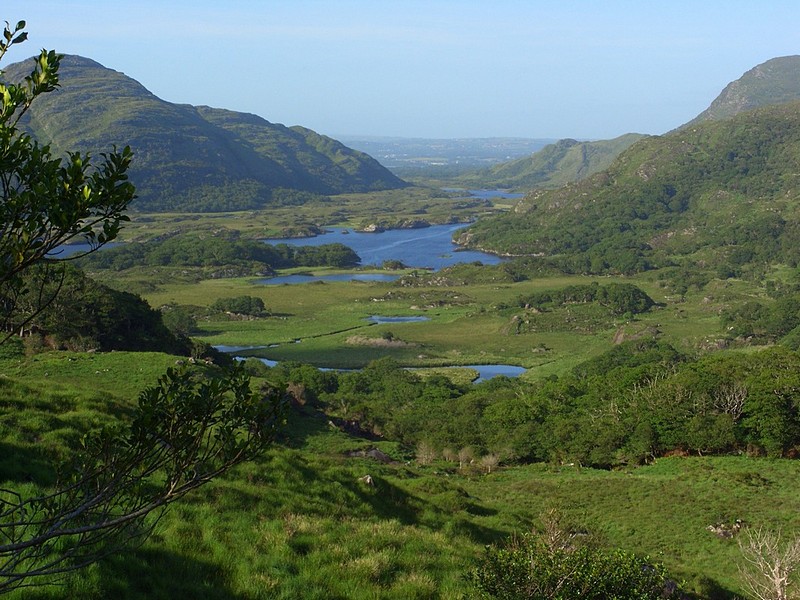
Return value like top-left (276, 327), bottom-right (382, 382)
top-left (345, 447), bottom-right (394, 463)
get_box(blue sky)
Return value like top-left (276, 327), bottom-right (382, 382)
top-left (3, 1), bottom-right (800, 139)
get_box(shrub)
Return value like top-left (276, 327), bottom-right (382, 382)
top-left (471, 532), bottom-right (683, 599)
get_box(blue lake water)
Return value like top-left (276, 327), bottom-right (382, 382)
top-left (223, 350), bottom-right (525, 383)
top-left (48, 242), bottom-right (120, 258)
top-left (367, 315), bottom-right (430, 324)
top-left (262, 222), bottom-right (503, 271)
top-left (466, 364), bottom-right (527, 382)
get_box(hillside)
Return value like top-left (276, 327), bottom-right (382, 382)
top-left (457, 100), bottom-right (800, 274)
top-left (681, 55), bottom-right (800, 128)
top-left (454, 133), bottom-right (645, 190)
top-left (3, 55), bottom-right (406, 212)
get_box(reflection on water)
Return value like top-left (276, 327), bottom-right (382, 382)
top-left (262, 222), bottom-right (504, 271)
top-left (466, 364), bottom-right (527, 382)
top-left (367, 315), bottom-right (430, 324)
top-left (218, 346), bottom-right (524, 382)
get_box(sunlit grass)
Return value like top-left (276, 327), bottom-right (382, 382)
top-left (4, 355), bottom-right (800, 598)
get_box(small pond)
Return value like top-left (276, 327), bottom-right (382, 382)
top-left (366, 315), bottom-right (431, 324)
top-left (217, 346), bottom-right (524, 383)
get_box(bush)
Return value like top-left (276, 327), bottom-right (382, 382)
top-left (210, 295), bottom-right (268, 317)
top-left (471, 532), bottom-right (682, 599)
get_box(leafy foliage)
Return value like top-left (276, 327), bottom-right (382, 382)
top-left (472, 535), bottom-right (681, 600)
top-left (78, 232), bottom-right (360, 273)
top-left (471, 510), bottom-right (683, 600)
top-left (209, 295), bottom-right (268, 317)
top-left (8, 264), bottom-right (185, 352)
top-left (0, 22), bottom-right (284, 592)
top-left (518, 282), bottom-right (655, 316)
top-left (0, 364), bottom-right (285, 593)
top-left (267, 342), bottom-right (800, 467)
top-left (0, 37), bottom-right (134, 342)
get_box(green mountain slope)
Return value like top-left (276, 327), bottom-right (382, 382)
top-left (455, 133), bottom-right (645, 190)
top-left (458, 100), bottom-right (800, 274)
top-left (4, 55), bottom-right (406, 211)
top-left (681, 55), bottom-right (800, 128)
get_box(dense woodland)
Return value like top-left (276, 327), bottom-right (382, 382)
top-left (79, 232), bottom-right (361, 273)
top-left (257, 341), bottom-right (800, 467)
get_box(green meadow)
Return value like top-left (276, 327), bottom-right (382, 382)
top-left (120, 267), bottom-right (751, 376)
top-left (6, 200), bottom-right (798, 599)
top-left (3, 348), bottom-right (800, 598)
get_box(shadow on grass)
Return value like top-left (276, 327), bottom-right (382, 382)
top-left (0, 441), bottom-right (57, 486)
top-left (273, 406), bottom-right (507, 544)
top-left (18, 547), bottom-right (249, 600)
top-left (99, 546), bottom-right (248, 600)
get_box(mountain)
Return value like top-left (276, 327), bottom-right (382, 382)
top-left (447, 56), bottom-right (800, 193)
top-left (458, 100), bottom-right (800, 274)
top-left (453, 133), bottom-right (645, 190)
top-left (680, 55), bottom-right (800, 128)
top-left (4, 55), bottom-right (406, 212)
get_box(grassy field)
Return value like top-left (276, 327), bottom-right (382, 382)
top-left (3, 348), bottom-right (799, 598)
top-left (6, 200), bottom-right (793, 597)
top-left (126, 268), bottom-right (754, 378)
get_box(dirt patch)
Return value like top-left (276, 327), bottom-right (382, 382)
top-left (345, 335), bottom-right (416, 348)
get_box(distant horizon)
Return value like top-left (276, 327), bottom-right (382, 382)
top-left (3, 1), bottom-right (800, 140)
top-left (333, 133), bottom-right (566, 142)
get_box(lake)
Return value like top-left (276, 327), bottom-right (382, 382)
top-left (262, 222), bottom-right (502, 271)
top-left (48, 242), bottom-right (120, 258)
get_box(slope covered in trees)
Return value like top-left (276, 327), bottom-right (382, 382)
top-left (2, 55), bottom-right (407, 212)
top-left (458, 100), bottom-right (800, 274)
top-left (78, 232), bottom-right (361, 274)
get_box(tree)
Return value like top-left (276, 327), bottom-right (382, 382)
top-left (0, 21), bottom-right (286, 592)
top-left (0, 21), bottom-right (134, 343)
top-left (738, 527), bottom-right (800, 600)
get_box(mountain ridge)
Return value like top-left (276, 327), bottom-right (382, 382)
top-left (4, 54), bottom-right (407, 212)
top-left (679, 54), bottom-right (800, 129)
top-left (453, 133), bottom-right (646, 190)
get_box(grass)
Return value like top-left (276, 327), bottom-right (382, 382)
top-left (5, 363), bottom-right (799, 599)
top-left (2, 239), bottom-right (790, 598)
top-left (124, 269), bottom-right (739, 377)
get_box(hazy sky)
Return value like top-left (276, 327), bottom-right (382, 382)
top-left (3, 1), bottom-right (800, 140)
